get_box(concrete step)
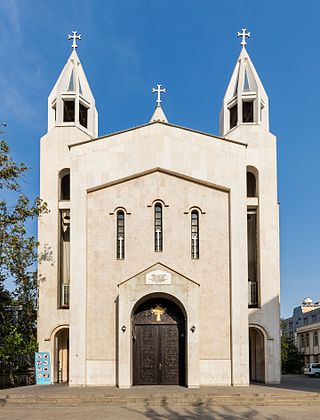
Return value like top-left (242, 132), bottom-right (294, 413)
top-left (1, 392), bottom-right (320, 406)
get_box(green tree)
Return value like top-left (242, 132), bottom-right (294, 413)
top-left (281, 320), bottom-right (302, 374)
top-left (0, 128), bottom-right (47, 362)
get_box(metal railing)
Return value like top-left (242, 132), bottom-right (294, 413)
top-left (248, 279), bottom-right (258, 308)
top-left (60, 283), bottom-right (70, 308)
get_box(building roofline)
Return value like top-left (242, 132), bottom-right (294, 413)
top-left (68, 121), bottom-right (248, 149)
top-left (87, 167), bottom-right (230, 194)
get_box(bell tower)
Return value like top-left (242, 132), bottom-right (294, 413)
top-left (47, 31), bottom-right (98, 137)
top-left (220, 29), bottom-right (269, 136)
top-left (219, 30), bottom-right (281, 384)
top-left (38, 32), bottom-right (98, 377)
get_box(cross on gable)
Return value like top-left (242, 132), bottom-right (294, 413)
top-left (68, 31), bottom-right (81, 50)
top-left (237, 28), bottom-right (251, 47)
top-left (152, 84), bottom-right (166, 106)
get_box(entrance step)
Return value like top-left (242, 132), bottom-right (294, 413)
top-left (1, 390), bottom-right (320, 407)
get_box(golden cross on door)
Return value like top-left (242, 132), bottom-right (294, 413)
top-left (151, 305), bottom-right (165, 322)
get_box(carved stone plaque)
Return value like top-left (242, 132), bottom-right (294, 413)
top-left (146, 270), bottom-right (171, 285)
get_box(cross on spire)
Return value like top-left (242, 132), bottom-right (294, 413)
top-left (68, 31), bottom-right (81, 50)
top-left (152, 84), bottom-right (166, 106)
top-left (237, 28), bottom-right (251, 47)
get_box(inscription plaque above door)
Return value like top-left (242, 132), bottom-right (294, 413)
top-left (146, 270), bottom-right (171, 285)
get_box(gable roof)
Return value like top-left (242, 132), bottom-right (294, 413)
top-left (69, 121), bottom-right (247, 149)
top-left (87, 167), bottom-right (230, 194)
top-left (117, 261), bottom-right (200, 287)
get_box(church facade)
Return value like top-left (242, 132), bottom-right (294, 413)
top-left (37, 31), bottom-right (281, 387)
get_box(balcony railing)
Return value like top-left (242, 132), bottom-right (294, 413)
top-left (60, 283), bottom-right (70, 308)
top-left (248, 279), bottom-right (258, 308)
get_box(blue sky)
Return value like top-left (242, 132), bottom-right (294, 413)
top-left (0, 0), bottom-right (319, 318)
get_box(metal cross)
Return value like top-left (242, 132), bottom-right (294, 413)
top-left (118, 236), bottom-right (124, 259)
top-left (237, 28), bottom-right (251, 47)
top-left (192, 234), bottom-right (198, 259)
top-left (155, 229), bottom-right (161, 251)
top-left (152, 84), bottom-right (166, 106)
top-left (152, 305), bottom-right (165, 322)
top-left (68, 31), bottom-right (81, 50)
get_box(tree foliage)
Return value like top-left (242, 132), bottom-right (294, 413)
top-left (281, 319), bottom-right (302, 374)
top-left (0, 132), bottom-right (47, 363)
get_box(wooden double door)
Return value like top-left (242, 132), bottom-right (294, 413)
top-left (132, 298), bottom-right (185, 386)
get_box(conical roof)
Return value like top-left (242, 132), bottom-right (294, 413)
top-left (150, 105), bottom-right (168, 123)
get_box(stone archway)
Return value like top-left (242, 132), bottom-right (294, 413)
top-left (249, 327), bottom-right (265, 383)
top-left (54, 328), bottom-right (69, 383)
top-left (132, 296), bottom-right (186, 386)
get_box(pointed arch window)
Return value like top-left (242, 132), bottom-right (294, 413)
top-left (191, 210), bottom-right (199, 259)
top-left (116, 211), bottom-right (125, 259)
top-left (154, 203), bottom-right (163, 252)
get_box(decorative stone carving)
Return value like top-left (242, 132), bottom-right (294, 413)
top-left (146, 270), bottom-right (171, 285)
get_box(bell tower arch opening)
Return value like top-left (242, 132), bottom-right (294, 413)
top-left (249, 327), bottom-right (265, 383)
top-left (54, 328), bottom-right (69, 383)
top-left (132, 294), bottom-right (186, 386)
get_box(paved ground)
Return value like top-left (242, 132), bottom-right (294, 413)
top-left (2, 404), bottom-right (320, 419)
top-left (0, 375), bottom-right (319, 419)
top-left (1, 374), bottom-right (320, 397)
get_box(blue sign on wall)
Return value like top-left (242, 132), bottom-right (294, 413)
top-left (35, 352), bottom-right (51, 385)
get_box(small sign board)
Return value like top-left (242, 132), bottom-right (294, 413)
top-left (35, 352), bottom-right (51, 385)
top-left (146, 270), bottom-right (172, 285)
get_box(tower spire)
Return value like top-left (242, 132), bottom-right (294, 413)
top-left (219, 31), bottom-right (269, 136)
top-left (47, 33), bottom-right (98, 137)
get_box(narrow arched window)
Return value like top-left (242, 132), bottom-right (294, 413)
top-left (60, 174), bottom-right (70, 200)
top-left (191, 210), bottom-right (199, 259)
top-left (247, 210), bottom-right (258, 307)
top-left (246, 171), bottom-right (256, 197)
top-left (154, 203), bottom-right (163, 252)
top-left (59, 169), bottom-right (70, 201)
top-left (116, 211), bottom-right (125, 259)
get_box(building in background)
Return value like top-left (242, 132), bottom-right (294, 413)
top-left (283, 298), bottom-right (320, 365)
top-left (37, 30), bottom-right (281, 387)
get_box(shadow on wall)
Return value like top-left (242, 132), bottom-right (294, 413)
top-left (38, 243), bottom-right (54, 265)
top-left (115, 295), bottom-right (119, 387)
top-left (37, 243), bottom-right (54, 294)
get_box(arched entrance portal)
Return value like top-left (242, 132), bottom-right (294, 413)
top-left (249, 327), bottom-right (265, 383)
top-left (54, 328), bottom-right (69, 383)
top-left (132, 296), bottom-right (186, 386)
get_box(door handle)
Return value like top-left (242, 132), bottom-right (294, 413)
top-left (159, 362), bottom-right (162, 370)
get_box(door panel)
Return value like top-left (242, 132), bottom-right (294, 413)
top-left (134, 325), bottom-right (158, 385)
top-left (160, 325), bottom-right (179, 384)
top-left (133, 324), bottom-right (182, 385)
